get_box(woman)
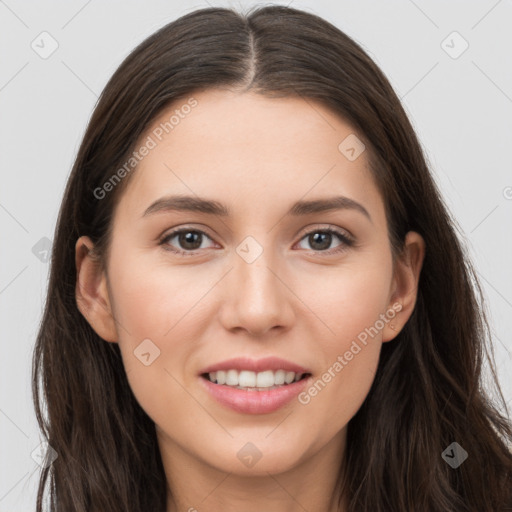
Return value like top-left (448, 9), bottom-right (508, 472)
top-left (32, 5), bottom-right (512, 511)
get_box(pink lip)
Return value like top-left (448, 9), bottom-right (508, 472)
top-left (199, 374), bottom-right (312, 414)
top-left (198, 356), bottom-right (310, 375)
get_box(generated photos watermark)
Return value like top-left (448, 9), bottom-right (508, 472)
top-left (93, 97), bottom-right (198, 200)
top-left (298, 301), bottom-right (403, 405)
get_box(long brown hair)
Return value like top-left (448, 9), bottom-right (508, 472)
top-left (32, 5), bottom-right (512, 511)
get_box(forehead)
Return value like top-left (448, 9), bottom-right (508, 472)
top-left (115, 89), bottom-right (385, 228)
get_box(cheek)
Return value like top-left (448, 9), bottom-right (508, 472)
top-left (108, 250), bottom-right (212, 341)
top-left (312, 255), bottom-right (393, 349)
top-left (297, 297), bottom-right (385, 445)
top-left (295, 255), bottom-right (392, 430)
top-left (297, 340), bottom-right (380, 450)
top-left (105, 252), bottom-right (210, 410)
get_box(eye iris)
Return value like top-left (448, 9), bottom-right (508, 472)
top-left (310, 232), bottom-right (331, 250)
top-left (179, 231), bottom-right (202, 250)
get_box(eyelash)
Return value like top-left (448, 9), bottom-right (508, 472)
top-left (158, 225), bottom-right (355, 257)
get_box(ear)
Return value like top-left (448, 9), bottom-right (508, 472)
top-left (382, 231), bottom-right (426, 342)
top-left (75, 236), bottom-right (118, 343)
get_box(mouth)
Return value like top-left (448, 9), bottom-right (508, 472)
top-left (200, 369), bottom-right (312, 391)
top-left (197, 356), bottom-right (313, 414)
top-left (199, 369), bottom-right (313, 414)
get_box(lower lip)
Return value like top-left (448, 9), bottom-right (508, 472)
top-left (199, 375), bottom-right (311, 414)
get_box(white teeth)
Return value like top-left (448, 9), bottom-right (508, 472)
top-left (239, 370), bottom-right (256, 387)
top-left (274, 369), bottom-right (285, 385)
top-left (285, 371), bottom-right (296, 384)
top-left (226, 369), bottom-right (238, 386)
top-left (206, 369), bottom-right (306, 388)
top-left (256, 370), bottom-right (274, 388)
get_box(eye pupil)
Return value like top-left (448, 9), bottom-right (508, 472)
top-left (310, 232), bottom-right (331, 250)
top-left (179, 231), bottom-right (202, 250)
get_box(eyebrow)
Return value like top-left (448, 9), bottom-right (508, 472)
top-left (142, 194), bottom-right (372, 223)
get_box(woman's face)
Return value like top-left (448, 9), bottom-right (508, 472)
top-left (77, 88), bottom-right (424, 478)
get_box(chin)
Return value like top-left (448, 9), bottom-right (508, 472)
top-left (198, 435), bottom-right (312, 476)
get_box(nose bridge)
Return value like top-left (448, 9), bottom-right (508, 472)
top-left (235, 233), bottom-right (281, 304)
top-left (222, 233), bottom-right (292, 334)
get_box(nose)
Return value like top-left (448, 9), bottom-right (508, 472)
top-left (219, 245), bottom-right (295, 338)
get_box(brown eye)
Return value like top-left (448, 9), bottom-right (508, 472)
top-left (296, 228), bottom-right (354, 255)
top-left (160, 229), bottom-right (215, 255)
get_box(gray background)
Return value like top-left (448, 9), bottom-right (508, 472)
top-left (1, 0), bottom-right (511, 509)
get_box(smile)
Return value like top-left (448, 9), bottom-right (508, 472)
top-left (203, 369), bottom-right (309, 390)
top-left (199, 371), bottom-right (312, 414)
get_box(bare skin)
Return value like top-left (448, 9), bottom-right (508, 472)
top-left (75, 88), bottom-right (425, 512)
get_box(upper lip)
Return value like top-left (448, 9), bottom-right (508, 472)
top-left (199, 356), bottom-right (311, 375)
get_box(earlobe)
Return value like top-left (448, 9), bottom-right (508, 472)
top-left (75, 236), bottom-right (118, 343)
top-left (382, 231), bottom-right (426, 342)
